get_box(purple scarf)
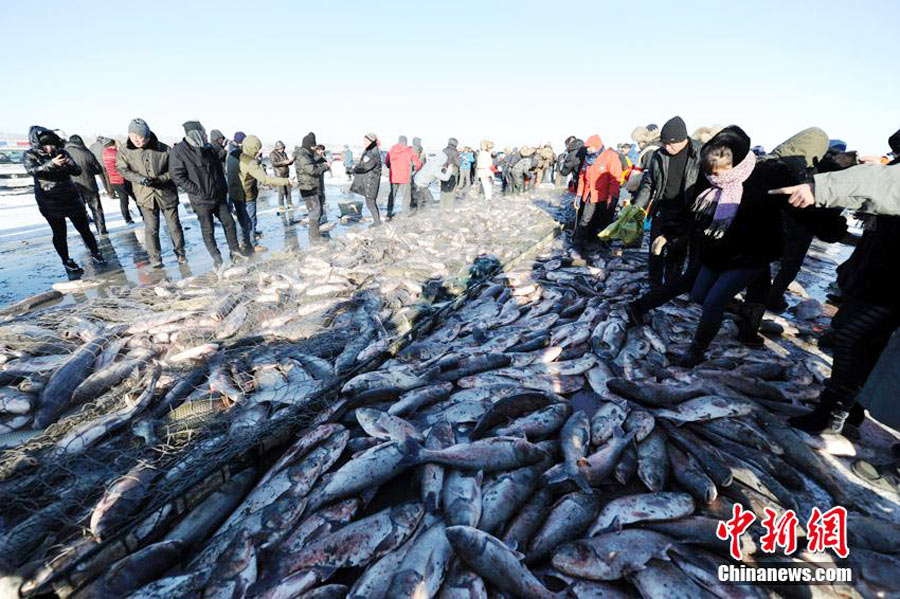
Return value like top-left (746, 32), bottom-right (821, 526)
top-left (692, 151), bottom-right (757, 239)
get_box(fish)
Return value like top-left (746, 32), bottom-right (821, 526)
top-left (527, 492), bottom-right (600, 564)
top-left (636, 428), bottom-right (668, 492)
top-left (403, 436), bottom-right (550, 472)
top-left (420, 420), bottom-right (455, 513)
top-left (356, 408), bottom-right (423, 442)
top-left (386, 520), bottom-right (454, 599)
top-left (589, 401), bottom-right (628, 444)
top-left (552, 529), bottom-right (673, 581)
top-left (558, 410), bottom-right (592, 493)
top-left (479, 466), bottom-right (541, 534)
top-left (629, 559), bottom-right (715, 598)
top-left (653, 396), bottom-right (756, 423)
top-left (443, 469), bottom-right (483, 528)
top-left (588, 492), bottom-right (695, 535)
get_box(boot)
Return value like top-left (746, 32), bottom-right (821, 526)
top-left (671, 318), bottom-right (721, 368)
top-left (91, 251), bottom-right (107, 266)
top-left (63, 259), bottom-right (83, 274)
top-left (625, 301), bottom-right (645, 327)
top-left (736, 302), bottom-right (766, 347)
top-left (788, 384), bottom-right (854, 434)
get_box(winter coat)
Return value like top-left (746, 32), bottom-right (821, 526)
top-left (236, 136), bottom-right (290, 202)
top-left (89, 140), bottom-right (107, 170)
top-left (476, 150), bottom-right (494, 174)
top-left (460, 152), bottom-right (475, 170)
top-left (269, 148), bottom-right (293, 177)
top-left (102, 146), bottom-right (124, 185)
top-left (813, 163), bottom-right (900, 216)
top-left (559, 138), bottom-right (585, 177)
top-left (226, 148), bottom-right (243, 201)
top-left (414, 152), bottom-right (452, 188)
top-left (294, 146), bottom-right (330, 194)
top-left (768, 127), bottom-right (829, 180)
top-left (576, 147), bottom-right (623, 205)
top-left (351, 143), bottom-right (382, 200)
top-left (385, 143), bottom-right (421, 185)
top-left (537, 146), bottom-right (555, 170)
top-left (633, 140), bottom-right (702, 235)
top-left (837, 216), bottom-right (900, 308)
top-left (64, 137), bottom-right (104, 197)
top-left (441, 141), bottom-right (461, 192)
top-left (169, 139), bottom-right (228, 207)
top-left (511, 156), bottom-right (535, 178)
top-left (698, 159), bottom-right (799, 271)
top-left (23, 126), bottom-right (84, 218)
top-left (116, 133), bottom-right (180, 209)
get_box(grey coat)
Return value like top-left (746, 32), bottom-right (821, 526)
top-left (814, 163), bottom-right (900, 216)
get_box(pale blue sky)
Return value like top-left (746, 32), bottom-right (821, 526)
top-left (3, 0), bottom-right (898, 153)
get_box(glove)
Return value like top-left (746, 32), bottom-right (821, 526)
top-left (651, 235), bottom-right (667, 256)
top-left (140, 177), bottom-right (158, 187)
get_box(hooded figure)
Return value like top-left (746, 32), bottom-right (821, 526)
top-left (233, 134), bottom-right (290, 247)
top-left (170, 121), bottom-right (243, 266)
top-left (24, 125), bottom-right (103, 271)
top-left (572, 134), bottom-right (623, 247)
top-left (269, 139), bottom-right (294, 209)
top-left (350, 132), bottom-right (382, 225)
top-left (65, 133), bottom-right (107, 235)
top-left (294, 132), bottom-right (331, 241)
top-left (89, 136), bottom-right (115, 196)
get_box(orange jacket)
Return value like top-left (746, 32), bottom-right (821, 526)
top-left (576, 135), bottom-right (622, 205)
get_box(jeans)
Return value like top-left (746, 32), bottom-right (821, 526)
top-left (302, 191), bottom-right (322, 243)
top-left (690, 265), bottom-right (765, 325)
top-left (230, 197), bottom-right (253, 248)
top-left (111, 183), bottom-right (136, 222)
top-left (44, 207), bottom-right (99, 262)
top-left (194, 201), bottom-right (241, 263)
top-left (574, 199), bottom-right (618, 243)
top-left (139, 201), bottom-right (186, 263)
top-left (276, 185), bottom-right (293, 207)
top-left (246, 200), bottom-right (258, 235)
top-left (79, 189), bottom-right (106, 235)
top-left (459, 169), bottom-right (471, 193)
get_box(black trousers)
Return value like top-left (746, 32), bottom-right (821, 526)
top-left (828, 297), bottom-right (900, 406)
top-left (302, 190), bottom-right (321, 243)
top-left (194, 201), bottom-right (240, 263)
top-left (79, 189), bottom-right (106, 235)
top-left (768, 216), bottom-right (815, 307)
top-left (44, 207), bottom-right (99, 262)
top-left (573, 199), bottom-right (617, 242)
top-left (635, 237), bottom-right (702, 313)
top-left (139, 202), bottom-right (186, 262)
top-left (648, 217), bottom-right (689, 289)
top-left (229, 197), bottom-right (253, 248)
top-left (111, 183), bottom-right (137, 222)
top-left (365, 193), bottom-right (381, 225)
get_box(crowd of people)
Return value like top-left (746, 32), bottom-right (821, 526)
top-left (21, 116), bottom-right (900, 443)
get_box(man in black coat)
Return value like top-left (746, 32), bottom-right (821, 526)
top-left (295, 132), bottom-right (331, 243)
top-left (350, 132), bottom-right (383, 226)
top-left (65, 134), bottom-right (107, 235)
top-left (24, 126), bottom-right (105, 273)
top-left (632, 116), bottom-right (702, 289)
top-left (169, 121), bottom-right (243, 267)
top-left (557, 136), bottom-right (586, 189)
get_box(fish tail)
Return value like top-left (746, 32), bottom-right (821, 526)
top-left (399, 437), bottom-right (425, 466)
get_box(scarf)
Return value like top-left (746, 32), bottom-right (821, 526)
top-left (584, 149), bottom-right (600, 166)
top-left (692, 151), bottom-right (756, 239)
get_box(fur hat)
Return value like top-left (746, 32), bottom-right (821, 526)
top-left (519, 145), bottom-right (535, 157)
top-left (691, 126), bottom-right (724, 144)
top-left (480, 139), bottom-right (494, 151)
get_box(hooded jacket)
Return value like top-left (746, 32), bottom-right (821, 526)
top-left (385, 143), bottom-right (421, 184)
top-left (559, 137), bottom-right (585, 177)
top-left (269, 145), bottom-right (293, 177)
top-left (768, 127), bottom-right (829, 180)
top-left (351, 141), bottom-right (382, 200)
top-left (170, 138), bottom-right (228, 207)
top-left (633, 139), bottom-right (702, 233)
top-left (236, 135), bottom-right (290, 201)
top-left (23, 126), bottom-right (83, 217)
top-left (414, 151), bottom-right (452, 188)
top-left (116, 132), bottom-right (180, 209)
top-left (294, 137), bottom-right (330, 194)
top-left (576, 135), bottom-right (623, 205)
top-left (64, 135), bottom-right (104, 197)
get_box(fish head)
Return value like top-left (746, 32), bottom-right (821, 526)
top-left (390, 502), bottom-right (425, 529)
top-left (445, 525), bottom-right (486, 556)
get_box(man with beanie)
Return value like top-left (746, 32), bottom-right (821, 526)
top-left (384, 135), bottom-right (421, 219)
top-left (350, 132), bottom-right (383, 226)
top-left (315, 144), bottom-right (330, 225)
top-left (170, 121), bottom-right (244, 267)
top-left (632, 115), bottom-right (702, 289)
top-left (440, 137), bottom-right (461, 208)
top-left (295, 132), bottom-right (331, 242)
top-left (270, 140), bottom-right (294, 211)
top-left (116, 118), bottom-right (186, 267)
top-left (226, 131), bottom-right (254, 251)
top-left (65, 134), bottom-right (107, 235)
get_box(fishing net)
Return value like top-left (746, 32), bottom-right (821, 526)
top-left (0, 193), bottom-right (569, 590)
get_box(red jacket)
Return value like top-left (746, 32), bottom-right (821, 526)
top-left (385, 143), bottom-right (421, 184)
top-left (101, 146), bottom-right (124, 185)
top-left (576, 135), bottom-right (622, 205)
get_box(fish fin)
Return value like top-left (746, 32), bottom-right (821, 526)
top-left (399, 437), bottom-right (424, 466)
top-left (611, 516), bottom-right (622, 531)
top-left (572, 469), bottom-right (594, 494)
top-left (541, 467), bottom-right (568, 488)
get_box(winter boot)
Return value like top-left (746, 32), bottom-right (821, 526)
top-left (671, 318), bottom-right (721, 368)
top-left (736, 302), bottom-right (766, 348)
top-left (91, 251), bottom-right (107, 266)
top-left (625, 301), bottom-right (646, 327)
top-left (63, 259), bottom-right (83, 274)
top-left (788, 384), bottom-right (855, 435)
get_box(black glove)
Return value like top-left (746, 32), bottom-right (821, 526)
top-left (140, 177), bottom-right (159, 187)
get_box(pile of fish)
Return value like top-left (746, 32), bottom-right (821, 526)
top-left (1, 190), bottom-right (899, 598)
top-left (0, 196), bottom-right (562, 594)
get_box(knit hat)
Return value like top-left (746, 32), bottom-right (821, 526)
top-left (659, 116), bottom-right (688, 144)
top-left (364, 132), bottom-right (378, 143)
top-left (302, 132), bottom-right (317, 150)
top-left (585, 135), bottom-right (604, 152)
top-left (398, 135), bottom-right (408, 145)
top-left (412, 137), bottom-right (422, 147)
top-left (37, 130), bottom-right (63, 147)
top-left (448, 137), bottom-right (458, 148)
top-left (128, 118), bottom-right (150, 138)
top-left (275, 140), bottom-right (285, 150)
top-left (233, 131), bottom-right (246, 144)
top-left (182, 121), bottom-right (208, 147)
